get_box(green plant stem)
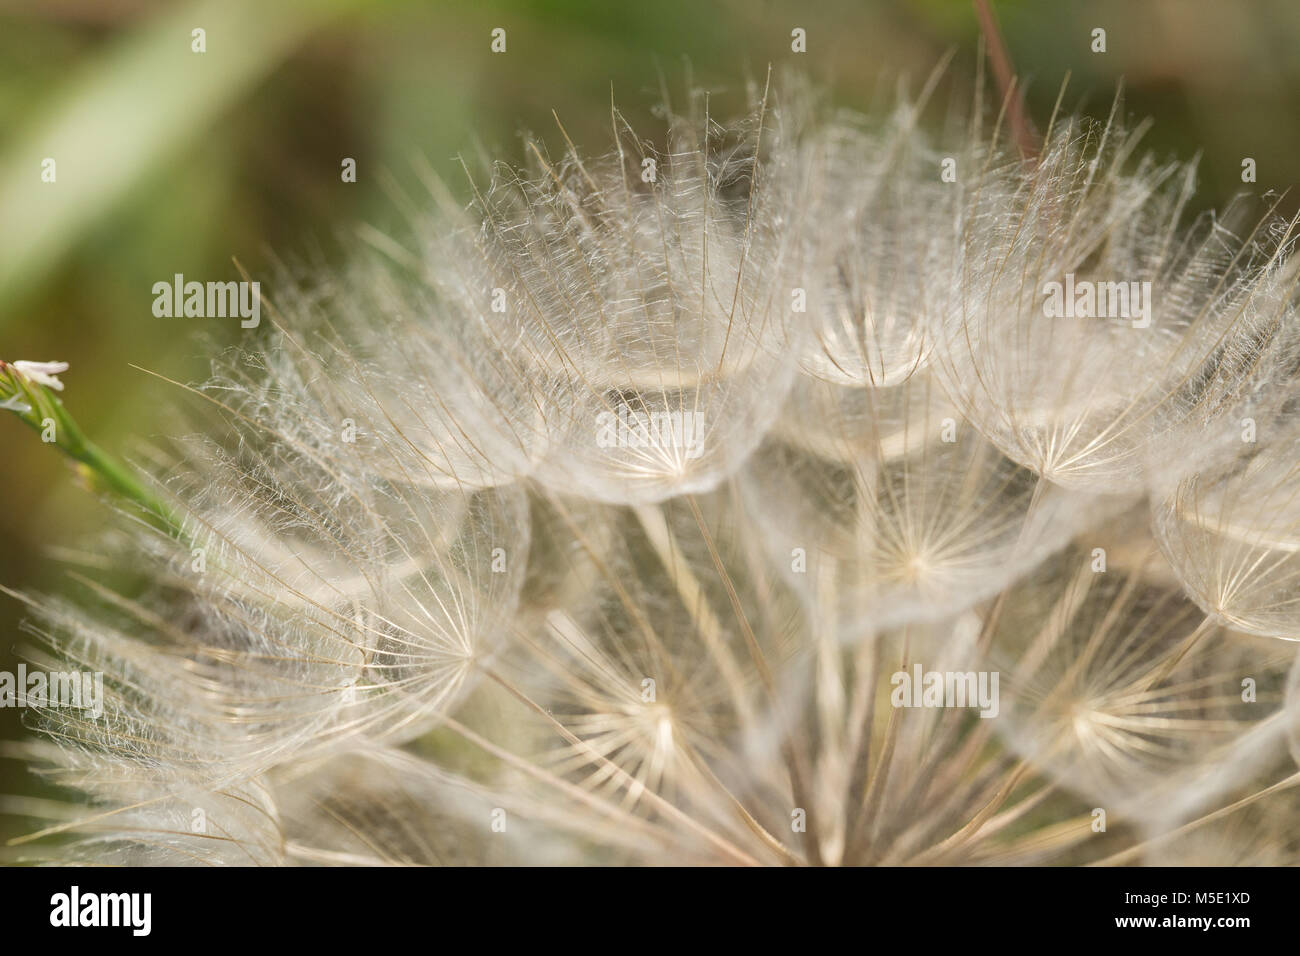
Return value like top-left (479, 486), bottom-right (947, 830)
top-left (3, 365), bottom-right (183, 539)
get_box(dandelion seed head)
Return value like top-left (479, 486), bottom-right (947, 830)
top-left (7, 76), bottom-right (1300, 868)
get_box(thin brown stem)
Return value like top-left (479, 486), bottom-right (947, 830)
top-left (973, 0), bottom-right (1039, 159)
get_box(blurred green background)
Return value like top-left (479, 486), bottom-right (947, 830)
top-left (3, 0), bottom-right (1300, 844)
